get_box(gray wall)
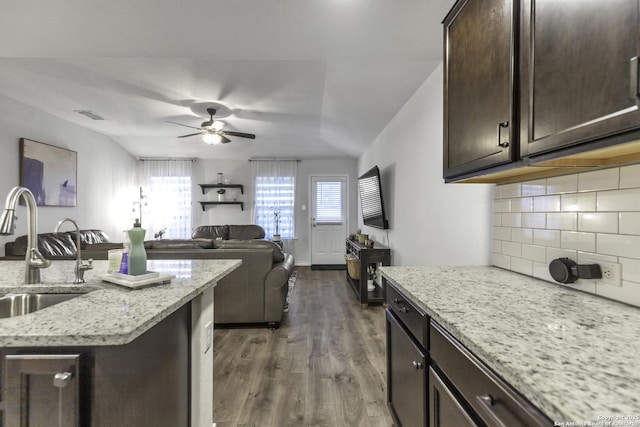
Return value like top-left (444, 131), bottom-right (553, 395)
top-left (194, 157), bottom-right (359, 265)
top-left (357, 63), bottom-right (493, 266)
top-left (0, 95), bottom-right (137, 255)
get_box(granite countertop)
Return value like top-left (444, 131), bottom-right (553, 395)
top-left (380, 265), bottom-right (640, 424)
top-left (0, 259), bottom-right (241, 347)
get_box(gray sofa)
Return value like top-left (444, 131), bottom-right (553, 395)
top-left (2, 225), bottom-right (294, 328)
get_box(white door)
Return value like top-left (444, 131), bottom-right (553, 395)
top-left (311, 176), bottom-right (348, 265)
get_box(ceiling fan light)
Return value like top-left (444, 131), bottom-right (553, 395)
top-left (202, 132), bottom-right (222, 145)
top-left (212, 120), bottom-right (225, 131)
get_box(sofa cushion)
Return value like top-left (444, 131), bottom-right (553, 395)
top-left (213, 239), bottom-right (284, 262)
top-left (191, 225), bottom-right (230, 240)
top-left (84, 242), bottom-right (124, 251)
top-left (150, 238), bottom-right (215, 250)
top-left (73, 229), bottom-right (111, 247)
top-left (39, 233), bottom-right (77, 258)
top-left (228, 224), bottom-right (266, 240)
top-left (9, 233), bottom-right (77, 258)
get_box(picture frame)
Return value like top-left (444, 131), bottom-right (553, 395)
top-left (19, 138), bottom-right (77, 207)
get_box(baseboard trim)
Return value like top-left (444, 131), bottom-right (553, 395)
top-left (310, 264), bottom-right (346, 270)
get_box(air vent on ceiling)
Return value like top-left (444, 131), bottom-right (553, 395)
top-left (74, 110), bottom-right (106, 121)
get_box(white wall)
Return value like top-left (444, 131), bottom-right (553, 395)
top-left (193, 157), bottom-right (359, 265)
top-left (0, 95), bottom-right (137, 255)
top-left (358, 63), bottom-right (492, 266)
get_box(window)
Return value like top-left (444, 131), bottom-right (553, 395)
top-left (251, 160), bottom-right (297, 240)
top-left (139, 160), bottom-right (193, 239)
top-left (314, 181), bottom-right (343, 224)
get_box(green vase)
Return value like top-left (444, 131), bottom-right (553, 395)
top-left (127, 220), bottom-right (147, 276)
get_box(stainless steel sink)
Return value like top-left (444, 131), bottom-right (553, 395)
top-left (0, 293), bottom-right (85, 319)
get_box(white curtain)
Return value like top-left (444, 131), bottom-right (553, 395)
top-left (138, 160), bottom-right (193, 239)
top-left (251, 160), bottom-right (297, 251)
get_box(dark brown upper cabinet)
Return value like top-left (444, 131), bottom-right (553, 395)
top-left (444, 0), bottom-right (640, 183)
top-left (520, 0), bottom-right (640, 157)
top-left (443, 0), bottom-right (517, 179)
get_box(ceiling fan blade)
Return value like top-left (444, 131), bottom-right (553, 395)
top-left (166, 120), bottom-right (202, 131)
top-left (220, 135), bottom-right (232, 144)
top-left (177, 132), bottom-right (203, 138)
top-left (221, 131), bottom-right (256, 139)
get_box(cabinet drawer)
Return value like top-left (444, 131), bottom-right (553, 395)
top-left (386, 281), bottom-right (427, 348)
top-left (430, 321), bottom-right (551, 427)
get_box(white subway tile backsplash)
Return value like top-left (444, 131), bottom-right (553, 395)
top-left (547, 213), bottom-right (577, 230)
top-left (502, 241), bottom-right (522, 257)
top-left (547, 174), bottom-right (578, 194)
top-left (619, 164), bottom-right (640, 189)
top-left (597, 188), bottom-right (640, 212)
top-left (522, 244), bottom-right (546, 262)
top-left (493, 199), bottom-right (511, 213)
top-left (578, 168), bottom-right (619, 192)
top-left (532, 261), bottom-right (555, 282)
top-left (501, 213), bottom-right (522, 227)
top-left (492, 164), bottom-right (640, 307)
top-left (561, 231), bottom-right (596, 252)
top-left (511, 228), bottom-right (533, 244)
top-left (534, 195), bottom-right (561, 212)
top-left (597, 233), bottom-right (640, 258)
top-left (511, 197), bottom-right (533, 213)
top-left (522, 212), bottom-right (546, 229)
top-left (492, 253), bottom-right (511, 269)
top-left (619, 257), bottom-right (640, 284)
top-left (521, 179), bottom-right (546, 196)
top-left (561, 193), bottom-right (596, 212)
top-left (597, 281), bottom-right (640, 307)
top-left (511, 258), bottom-right (533, 276)
top-left (499, 183), bottom-right (522, 199)
top-left (493, 226), bottom-right (511, 241)
top-left (620, 212), bottom-right (640, 235)
top-left (577, 212), bottom-right (618, 233)
top-left (546, 247), bottom-right (578, 263)
top-left (533, 229), bottom-right (561, 248)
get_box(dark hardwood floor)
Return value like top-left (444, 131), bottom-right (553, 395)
top-left (213, 267), bottom-right (393, 427)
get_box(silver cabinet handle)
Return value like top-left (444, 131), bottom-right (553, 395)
top-left (53, 371), bottom-right (73, 388)
top-left (631, 57), bottom-right (639, 98)
top-left (476, 394), bottom-right (508, 427)
top-left (412, 360), bottom-right (423, 370)
top-left (497, 121), bottom-right (510, 148)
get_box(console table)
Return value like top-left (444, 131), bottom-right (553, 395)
top-left (345, 239), bottom-right (391, 308)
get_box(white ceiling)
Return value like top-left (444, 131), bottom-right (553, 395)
top-left (0, 0), bottom-right (454, 160)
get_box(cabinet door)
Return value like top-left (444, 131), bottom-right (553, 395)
top-left (386, 310), bottom-right (427, 427)
top-left (4, 354), bottom-right (81, 427)
top-left (521, 0), bottom-right (640, 156)
top-left (429, 368), bottom-right (478, 427)
top-left (444, 0), bottom-right (515, 179)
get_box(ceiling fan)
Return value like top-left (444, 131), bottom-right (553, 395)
top-left (166, 108), bottom-right (256, 145)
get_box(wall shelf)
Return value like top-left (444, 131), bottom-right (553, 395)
top-left (198, 184), bottom-right (244, 195)
top-left (198, 201), bottom-right (244, 211)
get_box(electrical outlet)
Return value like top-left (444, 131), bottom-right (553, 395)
top-left (586, 260), bottom-right (622, 287)
top-left (205, 321), bottom-right (213, 353)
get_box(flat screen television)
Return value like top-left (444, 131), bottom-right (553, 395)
top-left (357, 165), bottom-right (389, 229)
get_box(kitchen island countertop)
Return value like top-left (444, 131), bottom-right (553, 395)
top-left (0, 259), bottom-right (240, 347)
top-left (380, 265), bottom-right (640, 424)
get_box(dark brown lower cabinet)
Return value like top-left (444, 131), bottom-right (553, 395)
top-left (1, 304), bottom-right (190, 427)
top-left (386, 309), bottom-right (427, 427)
top-left (429, 367), bottom-right (477, 427)
top-left (430, 321), bottom-right (552, 427)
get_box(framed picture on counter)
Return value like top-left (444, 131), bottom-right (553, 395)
top-left (19, 138), bottom-right (77, 207)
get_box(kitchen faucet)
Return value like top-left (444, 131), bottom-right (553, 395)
top-left (0, 186), bottom-right (51, 284)
top-left (54, 218), bottom-right (93, 284)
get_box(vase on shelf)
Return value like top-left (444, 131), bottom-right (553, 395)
top-left (367, 279), bottom-right (375, 292)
